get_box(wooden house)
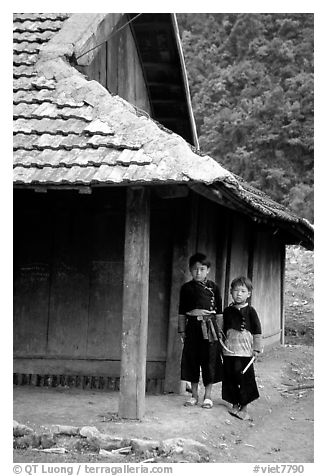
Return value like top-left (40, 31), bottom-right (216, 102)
top-left (13, 13), bottom-right (313, 419)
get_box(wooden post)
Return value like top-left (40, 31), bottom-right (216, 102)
top-left (164, 194), bottom-right (198, 393)
top-left (119, 187), bottom-right (150, 419)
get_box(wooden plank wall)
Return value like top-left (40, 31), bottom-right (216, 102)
top-left (164, 193), bottom-right (198, 393)
top-left (84, 15), bottom-right (151, 115)
top-left (13, 189), bottom-right (173, 384)
top-left (196, 196), bottom-right (218, 279)
top-left (225, 212), bottom-right (251, 305)
top-left (215, 207), bottom-right (231, 308)
top-left (116, 23), bottom-right (151, 113)
top-left (148, 203), bottom-right (174, 362)
top-left (14, 189), bottom-right (285, 387)
top-left (47, 202), bottom-right (90, 357)
top-left (251, 230), bottom-right (283, 346)
top-left (13, 201), bottom-right (52, 357)
top-left (86, 206), bottom-right (125, 359)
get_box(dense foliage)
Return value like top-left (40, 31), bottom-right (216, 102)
top-left (177, 14), bottom-right (314, 222)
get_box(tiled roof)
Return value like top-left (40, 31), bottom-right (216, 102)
top-left (13, 13), bottom-right (230, 187)
top-left (13, 13), bottom-right (313, 249)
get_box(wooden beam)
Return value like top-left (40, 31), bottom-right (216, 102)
top-left (13, 358), bottom-right (164, 378)
top-left (119, 187), bottom-right (150, 419)
top-left (154, 185), bottom-right (189, 199)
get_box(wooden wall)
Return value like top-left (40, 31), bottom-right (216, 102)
top-left (13, 188), bottom-right (173, 382)
top-left (13, 203), bottom-right (52, 357)
top-left (251, 230), bottom-right (283, 346)
top-left (196, 196), bottom-right (218, 279)
top-left (82, 16), bottom-right (151, 115)
top-left (190, 196), bottom-right (283, 345)
top-left (13, 188), bottom-right (284, 390)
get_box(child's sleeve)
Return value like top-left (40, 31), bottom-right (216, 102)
top-left (214, 284), bottom-right (223, 314)
top-left (251, 307), bottom-right (263, 353)
top-left (178, 315), bottom-right (186, 333)
top-left (178, 285), bottom-right (187, 333)
top-left (222, 308), bottom-right (228, 336)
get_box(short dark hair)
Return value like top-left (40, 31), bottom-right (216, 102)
top-left (189, 253), bottom-right (211, 269)
top-left (230, 276), bottom-right (253, 292)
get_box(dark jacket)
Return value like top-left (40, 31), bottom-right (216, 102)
top-left (223, 304), bottom-right (262, 335)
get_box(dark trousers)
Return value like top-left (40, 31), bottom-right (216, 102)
top-left (181, 319), bottom-right (223, 386)
top-left (222, 356), bottom-right (259, 406)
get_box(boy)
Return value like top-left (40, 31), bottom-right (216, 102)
top-left (178, 253), bottom-right (223, 408)
top-left (222, 276), bottom-right (262, 420)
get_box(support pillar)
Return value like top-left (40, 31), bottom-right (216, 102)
top-left (119, 187), bottom-right (150, 419)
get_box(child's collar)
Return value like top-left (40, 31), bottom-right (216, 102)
top-left (233, 302), bottom-right (249, 310)
top-left (193, 278), bottom-right (208, 284)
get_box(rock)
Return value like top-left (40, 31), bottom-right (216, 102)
top-left (13, 420), bottom-right (34, 437)
top-left (40, 448), bottom-right (68, 454)
top-left (72, 438), bottom-right (99, 453)
top-left (131, 438), bottom-right (160, 454)
top-left (159, 438), bottom-right (210, 462)
top-left (39, 433), bottom-right (57, 449)
top-left (79, 426), bottom-right (101, 438)
top-left (160, 438), bottom-right (183, 455)
top-left (53, 425), bottom-right (80, 436)
top-left (88, 434), bottom-right (130, 451)
top-left (14, 434), bottom-right (41, 449)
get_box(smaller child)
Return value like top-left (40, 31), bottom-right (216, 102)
top-left (222, 276), bottom-right (262, 420)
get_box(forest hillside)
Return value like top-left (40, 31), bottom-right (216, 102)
top-left (177, 13), bottom-right (314, 222)
top-left (284, 245), bottom-right (314, 345)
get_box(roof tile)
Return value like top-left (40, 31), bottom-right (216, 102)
top-left (13, 13), bottom-right (70, 22)
top-left (13, 20), bottom-right (64, 33)
top-left (84, 119), bottom-right (114, 136)
top-left (13, 52), bottom-right (38, 65)
top-left (13, 41), bottom-right (41, 54)
top-left (14, 77), bottom-right (37, 91)
top-left (13, 31), bottom-right (55, 43)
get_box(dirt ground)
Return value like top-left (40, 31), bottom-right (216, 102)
top-left (13, 343), bottom-right (313, 464)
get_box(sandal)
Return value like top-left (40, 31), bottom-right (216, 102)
top-left (184, 397), bottom-right (198, 406)
top-left (201, 398), bottom-right (213, 409)
top-left (236, 410), bottom-right (252, 421)
top-left (228, 404), bottom-right (240, 416)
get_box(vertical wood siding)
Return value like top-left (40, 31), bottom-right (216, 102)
top-left (148, 206), bottom-right (174, 361)
top-left (228, 213), bottom-right (251, 293)
top-left (251, 230), bottom-right (283, 345)
top-left (13, 205), bottom-right (52, 356)
top-left (47, 204), bottom-right (90, 357)
top-left (215, 207), bottom-right (231, 309)
top-left (13, 189), bottom-right (285, 384)
top-left (164, 194), bottom-right (197, 393)
top-left (196, 196), bottom-right (218, 279)
top-left (84, 16), bottom-right (151, 115)
top-left (13, 189), bottom-right (173, 381)
top-left (87, 208), bottom-right (125, 359)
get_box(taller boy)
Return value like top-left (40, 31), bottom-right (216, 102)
top-left (178, 253), bottom-right (223, 409)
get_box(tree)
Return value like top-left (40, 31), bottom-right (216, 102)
top-left (177, 13), bottom-right (314, 222)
